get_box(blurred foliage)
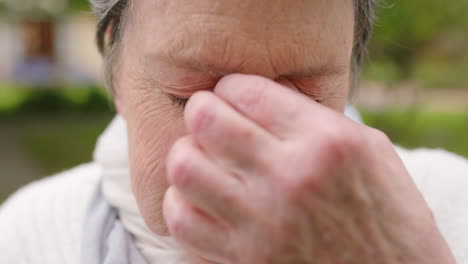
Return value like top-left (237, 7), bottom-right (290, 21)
top-left (0, 112), bottom-right (113, 190)
top-left (68, 0), bottom-right (90, 12)
top-left (16, 113), bottom-right (114, 174)
top-left (0, 85), bottom-right (113, 118)
top-left (0, 83), bottom-right (115, 174)
top-left (361, 108), bottom-right (468, 158)
top-left (363, 0), bottom-right (468, 89)
top-left (1, 109), bottom-right (465, 183)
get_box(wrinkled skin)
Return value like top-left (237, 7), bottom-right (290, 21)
top-left (113, 0), bottom-right (456, 263)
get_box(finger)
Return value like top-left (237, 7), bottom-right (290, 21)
top-left (184, 90), bottom-right (278, 173)
top-left (166, 136), bottom-right (247, 223)
top-left (214, 74), bottom-right (326, 139)
top-left (163, 187), bottom-right (231, 263)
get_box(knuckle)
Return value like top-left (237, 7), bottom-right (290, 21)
top-left (167, 139), bottom-right (193, 186)
top-left (163, 188), bottom-right (189, 240)
top-left (366, 127), bottom-right (394, 155)
top-left (279, 171), bottom-right (319, 202)
top-left (369, 127), bottom-right (390, 144)
top-left (219, 187), bottom-right (239, 207)
top-left (318, 123), bottom-right (365, 162)
top-left (168, 210), bottom-right (187, 240)
top-left (185, 92), bottom-right (216, 132)
top-left (270, 150), bottom-right (320, 201)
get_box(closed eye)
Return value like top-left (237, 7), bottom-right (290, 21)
top-left (168, 91), bottom-right (321, 108)
top-left (168, 94), bottom-right (190, 107)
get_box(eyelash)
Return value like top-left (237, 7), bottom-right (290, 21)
top-left (167, 79), bottom-right (324, 108)
top-left (169, 94), bottom-right (190, 107)
top-left (169, 94), bottom-right (321, 109)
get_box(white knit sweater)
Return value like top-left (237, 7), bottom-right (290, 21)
top-left (1, 116), bottom-right (468, 264)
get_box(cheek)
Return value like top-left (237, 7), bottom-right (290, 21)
top-left (125, 88), bottom-right (187, 233)
top-left (321, 74), bottom-right (350, 113)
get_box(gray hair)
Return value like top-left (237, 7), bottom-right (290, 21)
top-left (90, 0), bottom-right (380, 95)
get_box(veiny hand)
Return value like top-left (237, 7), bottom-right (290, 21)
top-left (163, 74), bottom-right (456, 264)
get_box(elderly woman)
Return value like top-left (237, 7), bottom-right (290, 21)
top-left (1, 0), bottom-right (468, 263)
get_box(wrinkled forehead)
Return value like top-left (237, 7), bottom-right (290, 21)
top-left (126, 0), bottom-right (355, 77)
top-left (133, 0), bottom-right (352, 22)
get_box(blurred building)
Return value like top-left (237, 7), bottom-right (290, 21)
top-left (0, 0), bottom-right (102, 86)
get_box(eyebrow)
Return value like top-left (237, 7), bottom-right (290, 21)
top-left (164, 54), bottom-right (348, 79)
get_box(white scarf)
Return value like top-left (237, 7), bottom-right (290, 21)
top-left (93, 115), bottom-right (189, 264)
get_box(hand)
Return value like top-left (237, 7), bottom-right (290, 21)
top-left (163, 74), bottom-right (455, 264)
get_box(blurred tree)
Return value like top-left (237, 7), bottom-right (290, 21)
top-left (364, 0), bottom-right (468, 88)
top-left (67, 0), bottom-right (90, 12)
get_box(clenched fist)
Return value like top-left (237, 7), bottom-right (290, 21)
top-left (163, 74), bottom-right (455, 264)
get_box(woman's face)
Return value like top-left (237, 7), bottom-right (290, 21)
top-left (114, 0), bottom-right (355, 234)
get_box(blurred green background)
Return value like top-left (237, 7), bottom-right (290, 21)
top-left (0, 0), bottom-right (467, 202)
